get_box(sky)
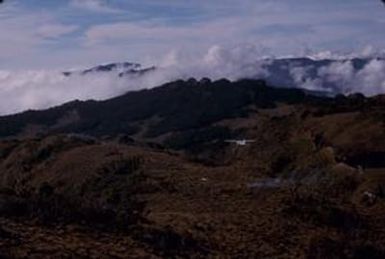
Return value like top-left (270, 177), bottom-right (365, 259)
top-left (0, 0), bottom-right (385, 69)
top-left (0, 0), bottom-right (384, 115)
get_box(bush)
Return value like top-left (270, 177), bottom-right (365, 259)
top-left (99, 156), bottom-right (144, 175)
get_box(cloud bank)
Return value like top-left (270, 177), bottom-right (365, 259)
top-left (288, 57), bottom-right (385, 95)
top-left (0, 45), bottom-right (384, 116)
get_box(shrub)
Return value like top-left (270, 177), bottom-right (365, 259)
top-left (100, 156), bottom-right (144, 175)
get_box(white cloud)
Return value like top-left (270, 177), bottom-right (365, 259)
top-left (0, 69), bottom-right (139, 115)
top-left (0, 44), bottom-right (270, 115)
top-left (1, 0), bottom-right (385, 69)
top-left (354, 59), bottom-right (385, 95)
top-left (2, 44), bottom-right (385, 116)
top-left (318, 61), bottom-right (355, 85)
top-left (0, 7), bottom-right (79, 65)
top-left (36, 24), bottom-right (78, 39)
top-left (288, 56), bottom-right (385, 95)
top-left (80, 1), bottom-right (385, 65)
top-left (70, 0), bottom-right (120, 13)
top-left (84, 19), bottom-right (243, 46)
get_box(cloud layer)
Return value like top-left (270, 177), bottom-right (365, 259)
top-left (0, 45), bottom-right (384, 116)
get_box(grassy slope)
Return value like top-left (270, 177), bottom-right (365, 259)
top-left (0, 80), bottom-right (384, 257)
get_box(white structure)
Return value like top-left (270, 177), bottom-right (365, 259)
top-left (225, 139), bottom-right (256, 146)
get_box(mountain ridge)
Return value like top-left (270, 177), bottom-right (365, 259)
top-left (0, 78), bottom-right (326, 139)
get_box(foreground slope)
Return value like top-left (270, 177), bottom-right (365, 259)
top-left (0, 79), bottom-right (385, 258)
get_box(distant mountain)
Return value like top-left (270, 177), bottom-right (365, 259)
top-left (62, 57), bottom-right (385, 95)
top-left (63, 62), bottom-right (155, 77)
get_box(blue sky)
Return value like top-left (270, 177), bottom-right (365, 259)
top-left (0, 0), bottom-right (385, 69)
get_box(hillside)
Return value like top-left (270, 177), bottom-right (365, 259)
top-left (0, 79), bottom-right (385, 257)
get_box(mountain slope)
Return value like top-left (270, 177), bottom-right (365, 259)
top-left (0, 79), bottom-right (316, 138)
top-left (0, 78), bottom-right (385, 257)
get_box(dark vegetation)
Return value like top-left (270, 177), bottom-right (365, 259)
top-left (0, 79), bottom-right (385, 257)
top-left (0, 79), bottom-right (310, 138)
